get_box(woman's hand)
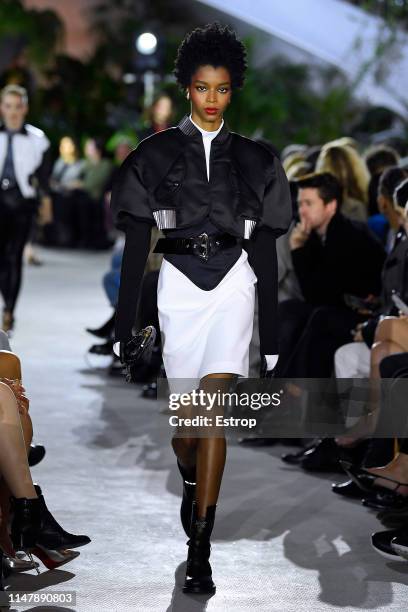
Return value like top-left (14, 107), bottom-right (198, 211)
top-left (0, 378), bottom-right (30, 415)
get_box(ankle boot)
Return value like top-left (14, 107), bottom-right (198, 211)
top-left (177, 461), bottom-right (196, 537)
top-left (183, 502), bottom-right (216, 595)
top-left (10, 497), bottom-right (42, 551)
top-left (86, 312), bottom-right (115, 339)
top-left (33, 485), bottom-right (91, 550)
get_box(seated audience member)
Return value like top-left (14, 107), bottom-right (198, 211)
top-left (286, 177), bottom-right (408, 471)
top-left (335, 175), bottom-right (408, 382)
top-left (274, 172), bottom-right (385, 381)
top-left (48, 135), bottom-right (85, 246)
top-left (338, 351), bottom-right (408, 561)
top-left (364, 144), bottom-right (400, 216)
top-left (137, 93), bottom-right (174, 140)
top-left (376, 167), bottom-right (408, 252)
top-left (316, 142), bottom-right (370, 222)
top-left (0, 350), bottom-right (90, 581)
top-left (72, 138), bottom-right (113, 249)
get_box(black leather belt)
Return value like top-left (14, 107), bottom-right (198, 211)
top-left (153, 232), bottom-right (238, 261)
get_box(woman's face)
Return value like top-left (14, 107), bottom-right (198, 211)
top-left (188, 64), bottom-right (232, 128)
top-left (85, 139), bottom-right (99, 160)
top-left (60, 136), bottom-right (76, 158)
top-left (153, 96), bottom-right (172, 125)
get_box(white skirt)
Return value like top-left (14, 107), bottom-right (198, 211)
top-left (157, 250), bottom-right (257, 391)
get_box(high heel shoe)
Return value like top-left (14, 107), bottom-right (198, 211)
top-left (31, 546), bottom-right (80, 570)
top-left (177, 460), bottom-right (196, 537)
top-left (3, 553), bottom-right (39, 573)
top-left (183, 502), bottom-right (216, 595)
top-left (10, 490), bottom-right (90, 565)
top-left (340, 460), bottom-right (408, 495)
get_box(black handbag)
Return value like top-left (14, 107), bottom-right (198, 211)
top-left (121, 325), bottom-right (157, 383)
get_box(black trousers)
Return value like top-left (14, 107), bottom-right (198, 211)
top-left (0, 188), bottom-right (36, 313)
top-left (275, 299), bottom-right (364, 378)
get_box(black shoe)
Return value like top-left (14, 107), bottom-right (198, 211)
top-left (362, 490), bottom-right (408, 511)
top-left (332, 479), bottom-right (364, 500)
top-left (238, 437), bottom-right (278, 447)
top-left (301, 438), bottom-right (343, 473)
top-left (89, 340), bottom-right (113, 356)
top-left (28, 444), bottom-right (46, 467)
top-left (391, 533), bottom-right (408, 560)
top-left (177, 461), bottom-right (196, 537)
top-left (340, 460), bottom-right (408, 498)
top-left (33, 484), bottom-right (91, 550)
top-left (86, 313), bottom-right (115, 340)
top-left (281, 440), bottom-right (318, 465)
top-left (371, 528), bottom-right (406, 561)
top-left (183, 502), bottom-right (216, 595)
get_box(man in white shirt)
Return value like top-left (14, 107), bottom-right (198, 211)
top-left (0, 84), bottom-right (52, 331)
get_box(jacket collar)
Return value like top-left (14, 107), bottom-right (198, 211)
top-left (177, 114), bottom-right (230, 144)
top-left (0, 123), bottom-right (28, 135)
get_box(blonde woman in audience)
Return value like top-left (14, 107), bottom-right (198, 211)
top-left (316, 142), bottom-right (370, 222)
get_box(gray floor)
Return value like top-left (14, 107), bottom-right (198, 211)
top-left (5, 247), bottom-right (408, 611)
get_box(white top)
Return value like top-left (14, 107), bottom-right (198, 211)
top-left (189, 114), bottom-right (224, 181)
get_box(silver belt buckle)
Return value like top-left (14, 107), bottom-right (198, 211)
top-left (1, 178), bottom-right (11, 190)
top-left (193, 232), bottom-right (210, 261)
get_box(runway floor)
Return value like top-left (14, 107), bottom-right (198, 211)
top-left (5, 246), bottom-right (408, 611)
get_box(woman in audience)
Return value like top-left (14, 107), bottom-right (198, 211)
top-left (364, 144), bottom-right (400, 216)
top-left (0, 382), bottom-right (89, 588)
top-left (0, 348), bottom-right (90, 584)
top-left (71, 137), bottom-right (113, 248)
top-left (316, 142), bottom-right (369, 221)
top-left (49, 135), bottom-right (85, 246)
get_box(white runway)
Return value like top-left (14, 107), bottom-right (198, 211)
top-left (5, 246), bottom-right (408, 611)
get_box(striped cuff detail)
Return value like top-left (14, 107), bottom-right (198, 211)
top-left (153, 209), bottom-right (177, 230)
top-left (244, 219), bottom-right (257, 239)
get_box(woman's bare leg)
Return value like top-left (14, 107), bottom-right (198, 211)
top-left (171, 374), bottom-right (235, 517)
top-left (0, 351), bottom-right (33, 451)
top-left (336, 333), bottom-right (406, 446)
top-left (194, 373), bottom-right (235, 518)
top-left (0, 382), bottom-right (36, 499)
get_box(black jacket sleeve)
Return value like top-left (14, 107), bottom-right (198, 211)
top-left (114, 216), bottom-right (152, 341)
top-left (259, 156), bottom-right (292, 237)
top-left (247, 227), bottom-right (279, 355)
top-left (110, 149), bottom-right (155, 230)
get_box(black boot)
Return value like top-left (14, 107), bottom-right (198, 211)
top-left (183, 502), bottom-right (216, 595)
top-left (177, 461), bottom-right (196, 537)
top-left (86, 312), bottom-right (115, 339)
top-left (10, 496), bottom-right (42, 551)
top-left (11, 487), bottom-right (90, 553)
top-left (33, 484), bottom-right (91, 550)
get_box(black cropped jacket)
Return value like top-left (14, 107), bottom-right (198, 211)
top-left (111, 115), bottom-right (292, 355)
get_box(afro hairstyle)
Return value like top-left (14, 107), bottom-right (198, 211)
top-left (173, 22), bottom-right (247, 91)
